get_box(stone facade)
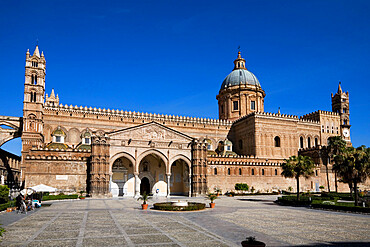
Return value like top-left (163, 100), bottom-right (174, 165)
top-left (1, 45), bottom-right (367, 197)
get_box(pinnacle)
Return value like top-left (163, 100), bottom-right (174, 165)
top-left (337, 81), bottom-right (342, 93)
top-left (33, 45), bottom-right (40, 57)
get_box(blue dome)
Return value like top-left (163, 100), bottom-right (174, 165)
top-left (221, 69), bottom-right (260, 90)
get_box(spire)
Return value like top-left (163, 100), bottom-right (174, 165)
top-left (41, 51), bottom-right (44, 57)
top-left (33, 45), bottom-right (40, 57)
top-left (278, 107), bottom-right (281, 114)
top-left (233, 50), bottom-right (247, 70)
top-left (50, 88), bottom-right (55, 98)
top-left (337, 81), bottom-right (342, 94)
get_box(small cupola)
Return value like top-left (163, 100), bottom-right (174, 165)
top-left (233, 51), bottom-right (247, 70)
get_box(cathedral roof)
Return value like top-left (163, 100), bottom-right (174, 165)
top-left (220, 51), bottom-right (260, 90)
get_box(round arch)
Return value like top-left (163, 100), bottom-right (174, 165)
top-left (169, 154), bottom-right (191, 174)
top-left (110, 151), bottom-right (136, 169)
top-left (136, 149), bottom-right (168, 173)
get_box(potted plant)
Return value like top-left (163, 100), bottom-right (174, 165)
top-left (137, 192), bottom-right (150, 210)
top-left (216, 188), bottom-right (222, 196)
top-left (207, 193), bottom-right (218, 208)
top-left (79, 191), bottom-right (86, 199)
top-left (241, 236), bottom-right (266, 247)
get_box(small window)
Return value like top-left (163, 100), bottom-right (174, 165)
top-left (251, 169), bottom-right (255, 175)
top-left (308, 137), bottom-right (311, 148)
top-left (251, 101), bottom-right (256, 110)
top-left (343, 108), bottom-right (347, 113)
top-left (315, 138), bottom-right (318, 146)
top-left (344, 120), bottom-right (348, 125)
top-left (300, 137), bottom-right (304, 149)
top-left (315, 170), bottom-right (318, 176)
top-left (262, 169), bottom-right (265, 175)
top-left (55, 136), bottom-right (61, 143)
top-left (233, 101), bottom-right (239, 111)
top-left (207, 144), bottom-right (212, 150)
top-left (227, 146), bottom-right (231, 151)
top-left (239, 168), bottom-right (242, 175)
top-left (227, 168), bottom-right (231, 175)
top-left (274, 136), bottom-right (280, 147)
top-left (214, 168), bottom-right (217, 175)
top-left (275, 169), bottom-right (278, 175)
top-left (85, 138), bottom-right (90, 144)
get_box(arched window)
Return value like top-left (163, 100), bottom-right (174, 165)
top-left (239, 168), bottom-right (242, 175)
top-left (315, 138), bottom-right (318, 147)
top-left (300, 136), bottom-right (304, 149)
top-left (262, 169), bottom-right (265, 175)
top-left (315, 170), bottom-right (318, 176)
top-left (31, 75), bottom-right (34, 84)
top-left (307, 137), bottom-right (311, 148)
top-left (227, 168), bottom-right (230, 175)
top-left (275, 169), bottom-right (278, 175)
top-left (251, 169), bottom-right (255, 175)
top-left (344, 119), bottom-right (348, 125)
top-left (274, 136), bottom-right (280, 147)
top-left (214, 168), bottom-right (217, 175)
top-left (34, 75), bottom-right (37, 84)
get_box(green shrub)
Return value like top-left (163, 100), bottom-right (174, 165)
top-left (42, 194), bottom-right (78, 201)
top-left (0, 202), bottom-right (13, 211)
top-left (235, 183), bottom-right (249, 191)
top-left (0, 185), bottom-right (9, 204)
top-left (153, 202), bottom-right (206, 211)
top-left (311, 202), bottom-right (370, 213)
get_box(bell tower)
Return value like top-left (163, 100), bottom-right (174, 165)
top-left (21, 45), bottom-right (46, 152)
top-left (331, 82), bottom-right (351, 144)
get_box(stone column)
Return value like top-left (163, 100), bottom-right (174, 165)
top-left (166, 174), bottom-right (171, 198)
top-left (188, 174), bottom-right (192, 197)
top-left (134, 174), bottom-right (140, 198)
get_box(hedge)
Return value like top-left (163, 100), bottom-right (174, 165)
top-left (42, 194), bottom-right (78, 201)
top-left (153, 202), bottom-right (206, 211)
top-left (235, 183), bottom-right (249, 191)
top-left (0, 202), bottom-right (13, 211)
top-left (311, 202), bottom-right (370, 213)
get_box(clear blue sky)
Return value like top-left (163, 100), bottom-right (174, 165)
top-left (0, 0), bottom-right (369, 155)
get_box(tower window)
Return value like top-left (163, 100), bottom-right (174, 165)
top-left (251, 169), bottom-right (255, 175)
top-left (274, 136), bottom-right (280, 147)
top-left (214, 168), bottom-right (217, 175)
top-left (239, 168), bottom-right (242, 175)
top-left (251, 101), bottom-right (256, 110)
top-left (35, 75), bottom-right (37, 84)
top-left (300, 136), bottom-right (304, 149)
top-left (343, 108), bottom-right (347, 113)
top-left (262, 169), bottom-right (265, 175)
top-left (227, 168), bottom-right (231, 175)
top-left (344, 120), bottom-right (348, 125)
top-left (275, 169), bottom-right (278, 175)
top-left (233, 101), bottom-right (239, 111)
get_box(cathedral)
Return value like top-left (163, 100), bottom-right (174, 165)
top-left (2, 45), bottom-right (356, 197)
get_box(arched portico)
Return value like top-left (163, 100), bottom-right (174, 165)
top-left (169, 157), bottom-right (191, 196)
top-left (110, 154), bottom-right (135, 197)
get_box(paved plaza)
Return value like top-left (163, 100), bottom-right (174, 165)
top-left (0, 195), bottom-right (369, 246)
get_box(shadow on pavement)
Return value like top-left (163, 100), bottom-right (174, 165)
top-left (293, 242), bottom-right (370, 247)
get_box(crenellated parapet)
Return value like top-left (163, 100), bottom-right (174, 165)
top-left (207, 155), bottom-right (283, 166)
top-left (26, 147), bottom-right (91, 161)
top-left (233, 111), bottom-right (320, 124)
top-left (301, 110), bottom-right (339, 120)
top-left (44, 103), bottom-right (233, 127)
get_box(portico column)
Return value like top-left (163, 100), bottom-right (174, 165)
top-left (134, 173), bottom-right (140, 198)
top-left (166, 174), bottom-right (171, 198)
top-left (188, 174), bottom-right (192, 197)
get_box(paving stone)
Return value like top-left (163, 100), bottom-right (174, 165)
top-left (82, 237), bottom-right (127, 246)
top-left (129, 234), bottom-right (174, 244)
top-left (35, 230), bottom-right (80, 240)
top-left (28, 239), bottom-right (77, 247)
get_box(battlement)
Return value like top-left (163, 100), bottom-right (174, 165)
top-left (233, 111), bottom-right (319, 124)
top-left (301, 110), bottom-right (339, 120)
top-left (208, 154), bottom-right (283, 166)
top-left (44, 103), bottom-right (233, 126)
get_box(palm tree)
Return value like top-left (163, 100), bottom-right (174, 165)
top-left (333, 146), bottom-right (370, 206)
top-left (327, 136), bottom-right (346, 192)
top-left (281, 155), bottom-right (315, 201)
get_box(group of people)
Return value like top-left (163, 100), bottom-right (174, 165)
top-left (15, 194), bottom-right (38, 214)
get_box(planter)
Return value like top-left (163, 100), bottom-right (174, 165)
top-left (141, 204), bottom-right (148, 210)
top-left (79, 197), bottom-right (85, 200)
top-left (241, 240), bottom-right (266, 247)
top-left (209, 202), bottom-right (215, 208)
top-left (6, 208), bottom-right (12, 212)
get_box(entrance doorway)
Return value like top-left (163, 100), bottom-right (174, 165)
top-left (140, 177), bottom-right (150, 195)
